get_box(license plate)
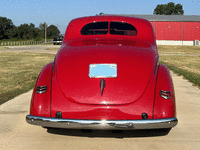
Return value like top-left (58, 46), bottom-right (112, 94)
top-left (89, 64), bottom-right (117, 78)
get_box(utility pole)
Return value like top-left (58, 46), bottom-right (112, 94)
top-left (57, 24), bottom-right (59, 35)
top-left (45, 22), bottom-right (47, 43)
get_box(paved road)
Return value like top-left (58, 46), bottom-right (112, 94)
top-left (0, 72), bottom-right (200, 150)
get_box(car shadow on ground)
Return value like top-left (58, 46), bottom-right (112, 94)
top-left (47, 128), bottom-right (171, 138)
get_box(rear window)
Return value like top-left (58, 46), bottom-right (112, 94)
top-left (81, 22), bottom-right (108, 35)
top-left (81, 21), bottom-right (137, 36)
top-left (110, 22), bottom-right (137, 36)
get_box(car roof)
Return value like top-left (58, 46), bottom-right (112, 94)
top-left (63, 15), bottom-right (156, 45)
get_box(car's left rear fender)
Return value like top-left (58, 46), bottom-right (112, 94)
top-left (30, 62), bottom-right (53, 117)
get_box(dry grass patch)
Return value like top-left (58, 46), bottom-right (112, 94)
top-left (160, 55), bottom-right (200, 74)
top-left (158, 45), bottom-right (200, 55)
top-left (0, 52), bottom-right (55, 104)
top-left (158, 45), bottom-right (200, 88)
top-left (45, 48), bottom-right (59, 51)
top-left (0, 46), bottom-right (9, 50)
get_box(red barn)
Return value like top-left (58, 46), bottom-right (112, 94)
top-left (103, 14), bottom-right (200, 46)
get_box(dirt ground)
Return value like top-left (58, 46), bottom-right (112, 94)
top-left (1, 45), bottom-right (60, 54)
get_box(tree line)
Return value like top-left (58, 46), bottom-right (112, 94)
top-left (0, 16), bottom-right (60, 41)
top-left (153, 2), bottom-right (184, 15)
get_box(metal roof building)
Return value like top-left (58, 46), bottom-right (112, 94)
top-left (119, 14), bottom-right (200, 22)
top-left (103, 14), bottom-right (200, 22)
top-left (103, 14), bottom-right (200, 45)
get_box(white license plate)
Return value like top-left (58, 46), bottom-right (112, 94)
top-left (89, 64), bottom-right (117, 78)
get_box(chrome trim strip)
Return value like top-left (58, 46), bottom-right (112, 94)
top-left (154, 56), bottom-right (159, 75)
top-left (26, 115), bottom-right (178, 130)
top-left (100, 79), bottom-right (106, 96)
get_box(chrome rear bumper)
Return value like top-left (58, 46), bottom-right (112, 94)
top-left (26, 115), bottom-right (178, 130)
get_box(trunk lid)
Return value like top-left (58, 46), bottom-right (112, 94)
top-left (55, 39), bottom-right (157, 105)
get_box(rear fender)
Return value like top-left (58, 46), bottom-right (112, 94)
top-left (153, 64), bottom-right (176, 119)
top-left (30, 62), bottom-right (53, 117)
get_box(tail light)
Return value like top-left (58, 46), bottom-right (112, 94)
top-left (160, 90), bottom-right (171, 99)
top-left (36, 85), bottom-right (47, 94)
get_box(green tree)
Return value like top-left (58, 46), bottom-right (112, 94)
top-left (0, 17), bottom-right (60, 40)
top-left (39, 23), bottom-right (60, 39)
top-left (153, 2), bottom-right (184, 15)
top-left (33, 27), bottom-right (42, 41)
top-left (16, 24), bottom-right (29, 39)
top-left (12, 23), bottom-right (37, 40)
top-left (0, 16), bottom-right (15, 39)
top-left (28, 23), bottom-right (35, 39)
top-left (39, 22), bottom-right (45, 30)
top-left (47, 25), bottom-right (60, 39)
top-left (39, 22), bottom-right (46, 39)
top-left (153, 4), bottom-right (166, 15)
top-left (174, 4), bottom-right (184, 15)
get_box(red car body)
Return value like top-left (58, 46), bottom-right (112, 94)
top-left (26, 16), bottom-right (177, 130)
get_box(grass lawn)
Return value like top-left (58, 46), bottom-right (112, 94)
top-left (0, 52), bottom-right (55, 105)
top-left (158, 45), bottom-right (200, 87)
top-left (159, 55), bottom-right (200, 74)
top-left (157, 45), bottom-right (200, 55)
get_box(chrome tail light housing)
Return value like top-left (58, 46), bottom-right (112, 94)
top-left (36, 85), bottom-right (47, 94)
top-left (160, 90), bottom-right (171, 99)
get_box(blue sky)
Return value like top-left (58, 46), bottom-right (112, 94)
top-left (0, 0), bottom-right (199, 34)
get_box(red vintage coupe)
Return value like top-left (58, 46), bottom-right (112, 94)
top-left (26, 15), bottom-right (178, 130)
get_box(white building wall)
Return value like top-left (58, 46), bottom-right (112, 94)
top-left (156, 40), bottom-right (195, 46)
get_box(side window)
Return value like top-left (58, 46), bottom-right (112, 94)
top-left (110, 22), bottom-right (137, 36)
top-left (81, 22), bottom-right (108, 35)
